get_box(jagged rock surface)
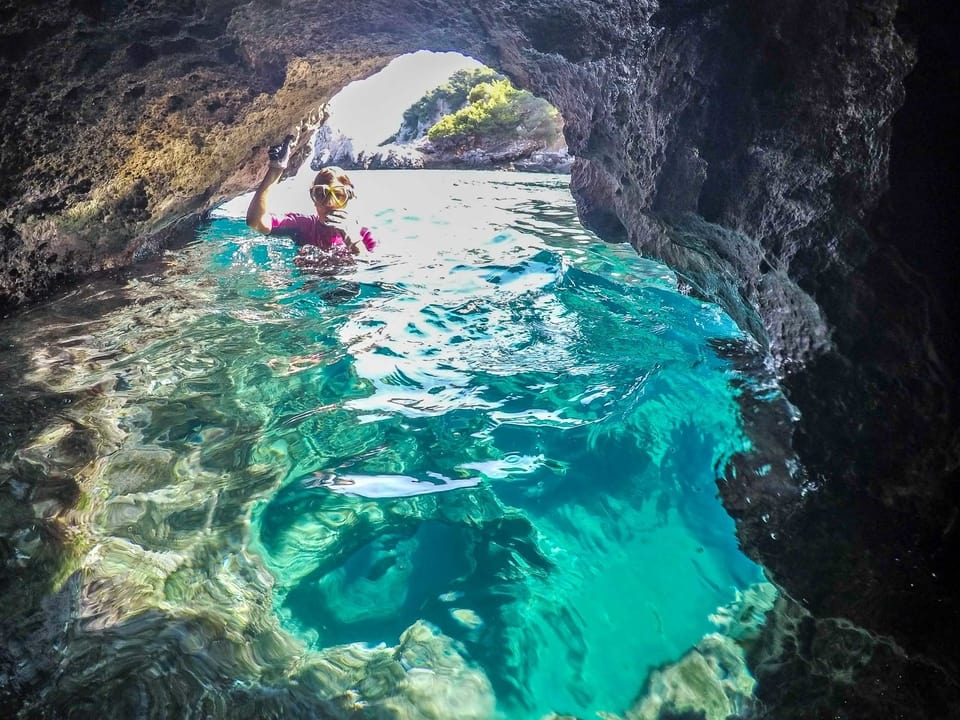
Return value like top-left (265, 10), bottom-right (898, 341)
top-left (0, 1), bottom-right (957, 718)
top-left (328, 137), bottom-right (572, 172)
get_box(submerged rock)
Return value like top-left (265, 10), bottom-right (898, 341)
top-left (627, 634), bottom-right (755, 720)
top-left (618, 582), bottom-right (776, 720)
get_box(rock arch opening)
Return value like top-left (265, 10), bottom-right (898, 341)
top-left (309, 51), bottom-right (572, 174)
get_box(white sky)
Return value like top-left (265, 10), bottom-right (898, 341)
top-left (327, 51), bottom-right (483, 149)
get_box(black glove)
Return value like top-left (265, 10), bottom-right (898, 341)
top-left (268, 134), bottom-right (296, 169)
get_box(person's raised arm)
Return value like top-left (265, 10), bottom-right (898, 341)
top-left (246, 134), bottom-right (295, 234)
top-left (246, 165), bottom-right (283, 234)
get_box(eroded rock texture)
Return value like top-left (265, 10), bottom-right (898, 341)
top-left (1, 0), bottom-right (957, 717)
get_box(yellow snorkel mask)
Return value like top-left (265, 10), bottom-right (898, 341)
top-left (310, 183), bottom-right (355, 208)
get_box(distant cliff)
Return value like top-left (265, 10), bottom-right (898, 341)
top-left (313, 68), bottom-right (572, 173)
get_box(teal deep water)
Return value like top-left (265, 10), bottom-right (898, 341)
top-left (0, 169), bottom-right (770, 719)
top-left (212, 170), bottom-right (765, 716)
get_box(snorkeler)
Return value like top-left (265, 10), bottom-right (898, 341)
top-left (246, 134), bottom-right (377, 255)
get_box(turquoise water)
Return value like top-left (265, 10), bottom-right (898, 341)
top-left (0, 169), bottom-right (768, 718)
top-left (214, 170), bottom-right (765, 716)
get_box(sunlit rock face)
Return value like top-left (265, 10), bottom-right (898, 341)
top-left (0, 0), bottom-right (957, 717)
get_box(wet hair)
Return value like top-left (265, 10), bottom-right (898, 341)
top-left (312, 166), bottom-right (353, 190)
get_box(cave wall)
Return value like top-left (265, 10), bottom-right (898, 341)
top-left (1, 0), bottom-right (957, 717)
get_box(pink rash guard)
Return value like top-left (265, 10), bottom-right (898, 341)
top-left (268, 213), bottom-right (376, 251)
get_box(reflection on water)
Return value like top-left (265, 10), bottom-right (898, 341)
top-left (0, 170), bottom-right (775, 719)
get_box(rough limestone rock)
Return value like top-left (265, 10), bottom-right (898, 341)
top-left (626, 634), bottom-right (756, 720)
top-left (422, 136), bottom-right (571, 171)
top-left (1, 1), bottom-right (957, 718)
top-left (315, 131), bottom-right (571, 172)
top-left (356, 143), bottom-right (427, 170)
top-left (310, 121), bottom-right (358, 169)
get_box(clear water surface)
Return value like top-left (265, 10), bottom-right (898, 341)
top-left (1, 169), bottom-right (768, 719)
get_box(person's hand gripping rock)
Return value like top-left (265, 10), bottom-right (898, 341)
top-left (268, 133), bottom-right (298, 169)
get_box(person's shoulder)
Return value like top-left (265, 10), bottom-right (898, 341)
top-left (278, 212), bottom-right (314, 223)
top-left (269, 212), bottom-right (314, 231)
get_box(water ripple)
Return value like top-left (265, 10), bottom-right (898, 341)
top-left (0, 171), bottom-right (776, 720)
